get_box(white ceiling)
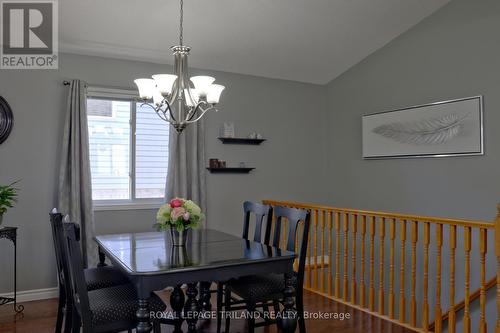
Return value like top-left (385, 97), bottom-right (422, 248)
top-left (60, 0), bottom-right (450, 84)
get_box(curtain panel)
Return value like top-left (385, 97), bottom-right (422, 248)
top-left (58, 79), bottom-right (96, 267)
top-left (166, 119), bottom-right (207, 225)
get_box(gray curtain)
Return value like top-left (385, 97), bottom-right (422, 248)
top-left (166, 119), bottom-right (207, 223)
top-left (58, 79), bottom-right (96, 267)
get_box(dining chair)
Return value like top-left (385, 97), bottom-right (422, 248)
top-left (216, 201), bottom-right (273, 333)
top-left (62, 222), bottom-right (166, 333)
top-left (219, 206), bottom-right (310, 333)
top-left (49, 210), bottom-right (130, 333)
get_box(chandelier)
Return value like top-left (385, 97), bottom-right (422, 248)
top-left (134, 0), bottom-right (225, 133)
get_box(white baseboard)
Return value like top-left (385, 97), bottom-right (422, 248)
top-left (0, 287), bottom-right (58, 303)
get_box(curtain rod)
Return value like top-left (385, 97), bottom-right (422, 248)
top-left (63, 80), bottom-right (70, 85)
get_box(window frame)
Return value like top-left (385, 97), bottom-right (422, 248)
top-left (87, 86), bottom-right (167, 211)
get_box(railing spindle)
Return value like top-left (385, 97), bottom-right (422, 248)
top-left (422, 222), bottom-right (430, 331)
top-left (369, 216), bottom-right (376, 311)
top-left (410, 220), bottom-right (418, 326)
top-left (360, 215), bottom-right (367, 307)
top-left (328, 211), bottom-right (333, 296)
top-left (306, 213), bottom-right (312, 288)
top-left (343, 212), bottom-right (349, 301)
top-left (321, 210), bottom-right (326, 293)
top-left (351, 214), bottom-right (357, 304)
top-left (335, 212), bottom-right (341, 298)
top-left (283, 216), bottom-right (288, 250)
top-left (378, 217), bottom-right (385, 315)
top-left (294, 219), bottom-right (300, 272)
top-left (434, 224), bottom-right (443, 333)
top-left (464, 226), bottom-right (471, 333)
top-left (479, 228), bottom-right (487, 333)
top-left (388, 218), bottom-right (396, 319)
top-left (399, 219), bottom-right (406, 323)
top-left (449, 225), bottom-right (456, 333)
top-left (495, 203), bottom-right (500, 333)
top-left (314, 210), bottom-right (319, 290)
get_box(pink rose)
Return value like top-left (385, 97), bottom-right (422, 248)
top-left (183, 212), bottom-right (190, 221)
top-left (170, 198), bottom-right (184, 208)
top-left (171, 207), bottom-right (186, 221)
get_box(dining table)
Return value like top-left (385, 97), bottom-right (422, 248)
top-left (94, 228), bottom-right (298, 333)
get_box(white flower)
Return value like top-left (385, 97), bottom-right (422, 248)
top-left (184, 200), bottom-right (201, 215)
top-left (156, 204), bottom-right (172, 223)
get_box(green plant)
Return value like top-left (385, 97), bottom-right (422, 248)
top-left (0, 181), bottom-right (19, 215)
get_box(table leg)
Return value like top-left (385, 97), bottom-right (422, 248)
top-left (136, 298), bottom-right (152, 332)
top-left (97, 246), bottom-right (107, 267)
top-left (171, 285), bottom-right (185, 333)
top-left (279, 273), bottom-right (297, 333)
top-left (198, 281), bottom-right (212, 311)
top-left (184, 283), bottom-right (199, 332)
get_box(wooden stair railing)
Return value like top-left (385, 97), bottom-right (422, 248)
top-left (429, 277), bottom-right (496, 330)
top-left (263, 199), bottom-right (499, 333)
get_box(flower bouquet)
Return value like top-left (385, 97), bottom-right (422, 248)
top-left (155, 198), bottom-right (204, 246)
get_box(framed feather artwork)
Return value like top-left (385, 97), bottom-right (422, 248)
top-left (362, 96), bottom-right (484, 159)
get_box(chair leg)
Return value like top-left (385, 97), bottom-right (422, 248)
top-left (247, 303), bottom-right (256, 333)
top-left (71, 310), bottom-right (81, 333)
top-left (63, 302), bottom-right (73, 333)
top-left (273, 300), bottom-right (280, 317)
top-left (262, 303), bottom-right (269, 319)
top-left (224, 286), bottom-right (231, 333)
top-left (297, 290), bottom-right (306, 333)
top-left (55, 286), bottom-right (65, 333)
top-left (216, 282), bottom-right (224, 333)
top-left (152, 320), bottom-right (161, 333)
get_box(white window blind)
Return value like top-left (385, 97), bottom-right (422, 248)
top-left (86, 87), bottom-right (169, 207)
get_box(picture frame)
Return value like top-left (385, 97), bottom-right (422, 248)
top-left (362, 96), bottom-right (484, 159)
top-left (0, 96), bottom-right (13, 144)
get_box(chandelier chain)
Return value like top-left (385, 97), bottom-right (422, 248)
top-left (179, 0), bottom-right (184, 46)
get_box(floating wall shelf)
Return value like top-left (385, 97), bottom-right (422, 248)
top-left (218, 137), bottom-right (266, 145)
top-left (206, 167), bottom-right (255, 174)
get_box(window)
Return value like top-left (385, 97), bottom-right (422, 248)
top-left (87, 88), bottom-right (169, 208)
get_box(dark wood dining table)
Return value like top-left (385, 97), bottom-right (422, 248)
top-left (94, 228), bottom-right (298, 333)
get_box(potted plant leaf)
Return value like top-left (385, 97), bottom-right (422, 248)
top-left (0, 182), bottom-right (18, 226)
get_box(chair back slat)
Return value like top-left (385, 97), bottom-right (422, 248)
top-left (63, 222), bottom-right (92, 326)
top-left (243, 201), bottom-right (273, 244)
top-left (272, 206), bottom-right (311, 286)
top-left (49, 212), bottom-right (65, 283)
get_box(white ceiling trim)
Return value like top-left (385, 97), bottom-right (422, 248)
top-left (60, 40), bottom-right (172, 65)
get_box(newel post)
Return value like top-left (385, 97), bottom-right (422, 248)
top-left (495, 203), bottom-right (500, 333)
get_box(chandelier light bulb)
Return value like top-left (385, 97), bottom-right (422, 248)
top-left (152, 89), bottom-right (164, 106)
top-left (184, 88), bottom-right (200, 107)
top-left (190, 76), bottom-right (215, 97)
top-left (134, 79), bottom-right (156, 100)
top-left (152, 74), bottom-right (178, 96)
top-left (207, 84), bottom-right (225, 104)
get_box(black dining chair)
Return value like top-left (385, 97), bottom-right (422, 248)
top-left (219, 206), bottom-right (310, 333)
top-left (49, 210), bottom-right (131, 333)
top-left (62, 222), bottom-right (166, 333)
top-left (215, 201), bottom-right (273, 333)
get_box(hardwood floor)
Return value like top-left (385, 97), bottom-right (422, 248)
top-left (0, 290), bottom-right (412, 333)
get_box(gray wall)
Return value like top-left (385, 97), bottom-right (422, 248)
top-left (325, 0), bottom-right (500, 222)
top-left (324, 0), bottom-right (500, 329)
top-left (0, 53), bottom-right (327, 293)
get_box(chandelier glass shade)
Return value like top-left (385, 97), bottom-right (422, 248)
top-left (134, 0), bottom-right (225, 133)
